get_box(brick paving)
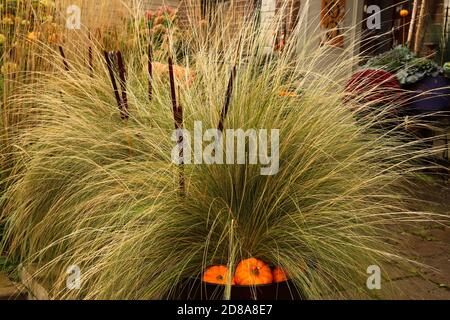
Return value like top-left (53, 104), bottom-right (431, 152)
top-left (381, 182), bottom-right (450, 300)
top-left (381, 225), bottom-right (450, 300)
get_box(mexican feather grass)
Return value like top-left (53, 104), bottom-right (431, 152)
top-left (0, 3), bottom-right (447, 299)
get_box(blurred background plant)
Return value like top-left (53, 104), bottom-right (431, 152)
top-left (0, 0), bottom-right (61, 189)
top-left (364, 45), bottom-right (441, 85)
top-left (145, 7), bottom-right (182, 58)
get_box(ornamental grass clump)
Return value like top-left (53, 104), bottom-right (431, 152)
top-left (0, 3), bottom-right (446, 299)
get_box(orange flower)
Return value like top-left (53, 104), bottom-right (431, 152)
top-left (27, 31), bottom-right (39, 42)
top-left (279, 90), bottom-right (297, 97)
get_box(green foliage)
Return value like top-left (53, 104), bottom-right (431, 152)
top-left (0, 255), bottom-right (19, 281)
top-left (365, 45), bottom-right (440, 85)
top-left (365, 45), bottom-right (415, 72)
top-left (397, 57), bottom-right (441, 85)
top-left (444, 62), bottom-right (450, 76)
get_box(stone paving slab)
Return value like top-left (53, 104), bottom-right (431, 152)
top-left (385, 225), bottom-right (450, 300)
top-left (383, 278), bottom-right (450, 300)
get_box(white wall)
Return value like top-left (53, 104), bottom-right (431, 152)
top-left (259, 0), bottom-right (363, 52)
top-left (300, 0), bottom-right (363, 79)
top-left (260, 0), bottom-right (277, 52)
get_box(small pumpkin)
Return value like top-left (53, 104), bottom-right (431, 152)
top-left (202, 265), bottom-right (234, 285)
top-left (399, 9), bottom-right (409, 17)
top-left (272, 267), bottom-right (288, 283)
top-left (234, 258), bottom-right (273, 286)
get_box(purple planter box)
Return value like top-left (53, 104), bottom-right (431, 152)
top-left (402, 75), bottom-right (450, 115)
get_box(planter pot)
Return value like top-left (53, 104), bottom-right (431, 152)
top-left (402, 75), bottom-right (450, 116)
top-left (174, 278), bottom-right (305, 300)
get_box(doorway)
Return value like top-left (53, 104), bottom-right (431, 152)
top-left (360, 0), bottom-right (413, 57)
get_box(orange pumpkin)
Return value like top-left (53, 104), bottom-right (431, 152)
top-left (399, 9), bottom-right (409, 17)
top-left (202, 265), bottom-right (235, 285)
top-left (234, 258), bottom-right (273, 286)
top-left (272, 267), bottom-right (288, 283)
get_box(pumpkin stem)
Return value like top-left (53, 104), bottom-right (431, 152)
top-left (251, 266), bottom-right (260, 276)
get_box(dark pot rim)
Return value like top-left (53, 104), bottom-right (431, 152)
top-left (201, 279), bottom-right (293, 288)
top-left (175, 277), bottom-right (305, 300)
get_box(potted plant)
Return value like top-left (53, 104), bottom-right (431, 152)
top-left (175, 258), bottom-right (305, 300)
top-left (364, 45), bottom-right (450, 115)
top-left (1, 4), bottom-right (443, 301)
